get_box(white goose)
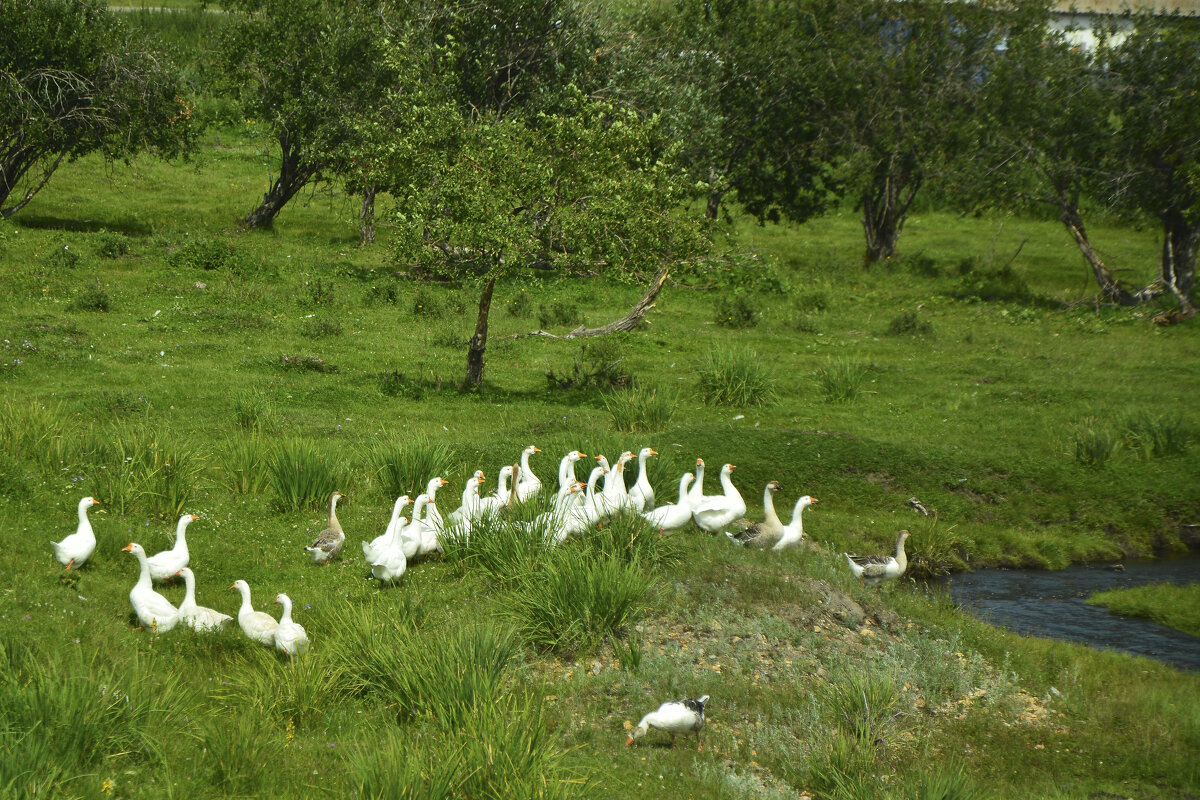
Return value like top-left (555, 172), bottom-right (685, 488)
top-left (178, 567), bottom-right (233, 632)
top-left (305, 491), bottom-right (346, 563)
top-left (692, 464), bottom-right (747, 534)
top-left (414, 494), bottom-right (448, 557)
top-left (423, 477), bottom-right (448, 532)
top-left (370, 538), bottom-right (407, 585)
top-left (477, 465), bottom-right (516, 516)
top-left (50, 496), bottom-right (100, 570)
top-left (725, 481), bottom-right (785, 548)
top-left (273, 593), bottom-right (309, 658)
top-left (448, 470), bottom-right (486, 525)
top-left (774, 495), bottom-right (817, 551)
top-left (845, 530), bottom-right (911, 589)
top-left (363, 495), bottom-right (411, 564)
top-left (515, 445), bottom-right (543, 502)
top-left (146, 513), bottom-right (197, 582)
top-left (626, 694), bottom-right (709, 750)
top-left (560, 466), bottom-right (607, 539)
top-left (687, 458), bottom-right (707, 507)
top-left (122, 543), bottom-right (181, 632)
top-left (642, 473), bottom-right (693, 532)
top-left (558, 450), bottom-right (587, 506)
top-left (398, 494), bottom-right (430, 560)
top-left (231, 579), bottom-right (278, 646)
top-left (627, 447), bottom-right (658, 512)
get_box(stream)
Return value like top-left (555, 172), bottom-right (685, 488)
top-left (936, 554), bottom-right (1200, 671)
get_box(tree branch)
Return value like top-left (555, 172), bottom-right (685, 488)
top-left (508, 267), bottom-right (669, 340)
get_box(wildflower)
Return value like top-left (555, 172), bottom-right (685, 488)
top-left (101, 777), bottom-right (115, 795)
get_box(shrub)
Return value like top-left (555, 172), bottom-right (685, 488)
top-left (379, 369), bottom-right (441, 399)
top-left (68, 282), bottom-right (111, 312)
top-left (265, 438), bottom-right (352, 512)
top-left (94, 231), bottom-right (129, 259)
top-left (714, 291), bottom-right (759, 328)
top-left (367, 434), bottom-right (455, 498)
top-left (412, 285), bottom-right (448, 317)
top-left (955, 264), bottom-right (1033, 303)
top-left (538, 298), bottom-right (579, 328)
top-left (1072, 419), bottom-right (1120, 467)
top-left (603, 386), bottom-right (677, 432)
top-left (886, 310), bottom-right (933, 337)
top-left (306, 277), bottom-right (336, 306)
top-left (167, 238), bottom-right (234, 271)
top-left (696, 347), bottom-right (774, 406)
top-left (815, 358), bottom-right (867, 404)
top-left (546, 338), bottom-right (633, 391)
top-left (794, 290), bottom-right (829, 313)
top-left (897, 252), bottom-right (940, 278)
top-left (440, 513), bottom-right (551, 586)
top-left (43, 244), bottom-right (80, 270)
top-left (300, 317), bottom-right (343, 338)
top-left (579, 510), bottom-right (679, 571)
top-left (363, 281), bottom-right (400, 305)
top-left (506, 289), bottom-right (534, 318)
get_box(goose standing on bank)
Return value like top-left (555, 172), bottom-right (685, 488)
top-left (146, 513), bottom-right (197, 582)
top-left (50, 496), bottom-right (100, 570)
top-left (515, 445), bottom-right (543, 502)
top-left (642, 472), bottom-right (694, 533)
top-left (845, 530), bottom-right (910, 589)
top-left (305, 491), bottom-right (346, 563)
top-left (774, 495), bottom-right (817, 551)
top-left (692, 464), bottom-right (747, 534)
top-left (177, 567), bottom-right (233, 632)
top-left (231, 579), bottom-right (278, 646)
top-left (122, 543), bottom-right (181, 632)
top-left (626, 695), bottom-right (709, 750)
top-left (273, 593), bottom-right (310, 658)
top-left (627, 447), bottom-right (658, 512)
top-left (725, 481), bottom-right (785, 548)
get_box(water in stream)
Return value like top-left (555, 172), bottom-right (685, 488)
top-left (937, 554), bottom-right (1200, 671)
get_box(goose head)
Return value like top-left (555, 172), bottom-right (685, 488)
top-left (391, 495), bottom-right (413, 515)
top-left (638, 447), bottom-right (658, 459)
top-left (766, 480), bottom-right (781, 493)
top-left (122, 542), bottom-right (145, 558)
top-left (79, 496), bottom-right (100, 511)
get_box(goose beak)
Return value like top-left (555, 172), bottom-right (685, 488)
top-left (625, 736), bottom-right (634, 746)
top-left (595, 454), bottom-right (603, 461)
top-left (533, 447), bottom-right (541, 453)
top-left (190, 514), bottom-right (199, 521)
top-left (440, 478), bottom-right (448, 486)
top-left (121, 543), bottom-right (133, 552)
top-left (579, 452), bottom-right (588, 458)
top-left (229, 583), bottom-right (237, 590)
top-left (650, 449), bottom-right (658, 455)
top-left (93, 499), bottom-right (101, 504)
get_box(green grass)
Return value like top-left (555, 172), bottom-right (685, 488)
top-left (1086, 583), bottom-right (1200, 637)
top-left (1, 124), bottom-right (1199, 799)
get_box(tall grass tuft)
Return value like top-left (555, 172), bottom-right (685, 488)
top-left (348, 729), bottom-right (461, 800)
top-left (0, 399), bottom-right (78, 473)
top-left (266, 437), bottom-right (352, 512)
top-left (85, 420), bottom-right (207, 517)
top-left (366, 433), bottom-right (455, 498)
top-left (213, 646), bottom-right (338, 730)
top-left (900, 758), bottom-right (985, 800)
top-left (579, 510), bottom-right (679, 571)
top-left (822, 669), bottom-right (901, 742)
top-left (220, 431), bottom-right (268, 495)
top-left (232, 388), bottom-right (275, 432)
top-left (1122, 410), bottom-right (1191, 459)
top-left (440, 513), bottom-right (551, 585)
top-left (815, 358), bottom-right (868, 403)
top-left (907, 515), bottom-right (969, 579)
top-left (696, 347), bottom-right (775, 406)
top-left (199, 712), bottom-right (283, 795)
top-left (505, 548), bottom-right (652, 653)
top-left (603, 386), bottom-right (678, 432)
top-left (1072, 419), bottom-right (1120, 467)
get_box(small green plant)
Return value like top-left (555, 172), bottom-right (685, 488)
top-left (696, 347), bottom-right (774, 406)
top-left (275, 354), bottom-right (338, 373)
top-left (1072, 419), bottom-right (1120, 467)
top-left (1121, 410), bottom-right (1190, 459)
top-left (300, 317), bottom-right (343, 338)
top-left (815, 358), bottom-right (868, 403)
top-left (378, 369), bottom-right (441, 399)
top-left (363, 281), bottom-right (400, 305)
top-left (613, 626), bottom-right (643, 673)
top-left (794, 289), bottom-right (830, 313)
top-left (897, 252), bottom-right (940, 278)
top-left (85, 420), bottom-right (206, 518)
top-left (266, 438), bottom-right (352, 512)
top-left (94, 231), bottom-right (129, 258)
top-left (955, 264), bottom-right (1033, 303)
top-left (367, 434), bottom-right (455, 498)
top-left (900, 758), bottom-right (985, 800)
top-left (44, 244), bottom-right (80, 270)
top-left (233, 388), bottom-right (275, 432)
top-left (603, 386), bottom-right (677, 432)
top-left (506, 289), bottom-right (534, 318)
top-left (537, 298), bottom-right (579, 328)
top-left (546, 338), bottom-right (632, 390)
top-left (220, 432), bottom-right (268, 495)
top-left (68, 282), bottom-right (112, 312)
top-left (306, 277), bottom-right (336, 306)
top-left (886, 310), bottom-right (933, 337)
top-left (714, 291), bottom-right (759, 328)
top-left (788, 313), bottom-right (820, 333)
top-left (0, 399), bottom-right (77, 473)
top-left (823, 669), bottom-right (901, 742)
top-left (200, 712), bottom-right (282, 794)
top-left (167, 238), bottom-right (234, 270)
top-left (580, 510), bottom-right (678, 571)
top-left (412, 285), bottom-right (446, 317)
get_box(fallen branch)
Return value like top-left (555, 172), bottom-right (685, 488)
top-left (508, 267), bottom-right (669, 340)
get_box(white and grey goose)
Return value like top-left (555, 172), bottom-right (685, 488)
top-left (626, 694), bottom-right (709, 750)
top-left (627, 447), bottom-right (659, 512)
top-left (305, 491), bottom-right (346, 563)
top-left (231, 579), bottom-right (278, 646)
top-left (725, 481), bottom-right (785, 548)
top-left (177, 566), bottom-right (233, 631)
top-left (845, 530), bottom-right (911, 588)
top-left (50, 496), bottom-right (100, 570)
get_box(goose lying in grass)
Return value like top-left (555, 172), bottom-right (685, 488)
top-left (515, 445), bottom-right (543, 502)
top-left (51, 496), bottom-right (99, 570)
top-left (123, 543), bottom-right (181, 632)
top-left (626, 694), bottom-right (709, 750)
top-left (627, 447), bottom-right (658, 512)
top-left (273, 593), bottom-right (309, 658)
top-left (692, 464), bottom-right (746, 534)
top-left (845, 530), bottom-right (910, 588)
top-left (146, 513), bottom-right (197, 582)
top-left (231, 579), bottom-right (278, 646)
top-left (363, 495), bottom-right (411, 564)
top-left (178, 567), bottom-right (232, 632)
top-left (642, 472), bottom-right (693, 533)
top-left (774, 495), bottom-right (817, 551)
top-left (305, 491), bottom-right (346, 563)
top-left (726, 481), bottom-right (784, 548)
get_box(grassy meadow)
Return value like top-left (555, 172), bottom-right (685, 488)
top-left (1, 116), bottom-right (1199, 799)
top-left (1087, 584), bottom-right (1200, 638)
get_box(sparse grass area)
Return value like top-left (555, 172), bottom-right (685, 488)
top-left (1086, 583), bottom-right (1200, 637)
top-left (1, 123), bottom-right (1198, 799)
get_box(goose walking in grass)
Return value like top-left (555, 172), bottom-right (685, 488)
top-left (398, 494), bottom-right (430, 560)
top-left (363, 495), bottom-right (411, 564)
top-left (478, 465), bottom-right (516, 516)
top-left (845, 530), bottom-right (911, 589)
top-left (123, 543), bottom-right (181, 632)
top-left (687, 458), bottom-right (707, 507)
top-left (273, 593), bottom-right (309, 658)
top-left (423, 477), bottom-right (448, 532)
top-left (305, 491), bottom-right (346, 563)
top-left (558, 450), bottom-right (587, 505)
top-left (560, 466), bottom-right (607, 539)
top-left (146, 513), bottom-right (197, 582)
top-left (626, 695), bottom-right (709, 750)
top-left (692, 464), bottom-right (746, 535)
top-left (642, 472), bottom-right (693, 533)
top-left (178, 567), bottom-right (233, 632)
top-left (515, 445), bottom-right (543, 502)
top-left (725, 481), bottom-right (785, 548)
top-left (51, 496), bottom-right (99, 570)
top-left (627, 447), bottom-right (658, 512)
top-left (449, 471), bottom-right (486, 525)
top-left (773, 495), bottom-right (817, 551)
top-left (231, 579), bottom-right (278, 646)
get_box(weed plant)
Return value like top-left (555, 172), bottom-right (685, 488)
top-left (220, 432), bottom-right (268, 495)
top-left (1121, 410), bottom-right (1191, 459)
top-left (1072, 419), bottom-right (1121, 467)
top-left (166, 238), bottom-right (235, 271)
top-left (696, 347), bottom-right (774, 406)
top-left (538, 298), bottom-right (579, 328)
top-left (578, 510), bottom-right (678, 571)
top-left (94, 231), bottom-right (129, 259)
top-left (266, 437), bottom-right (352, 512)
top-left (300, 317), bottom-right (343, 338)
top-left (822, 668), bottom-right (901, 742)
top-left (200, 711), bottom-right (282, 794)
top-left (85, 420), bottom-right (206, 518)
top-left (233, 388), bottom-right (275, 432)
top-left (714, 291), bottom-right (759, 328)
top-left (886, 310), bottom-right (932, 337)
top-left (547, 338), bottom-right (633, 390)
top-left (815, 358), bottom-right (867, 403)
top-left (367, 434), bottom-right (455, 498)
top-left (0, 400), bottom-right (77, 474)
top-left (603, 386), bottom-right (677, 432)
top-left (68, 282), bottom-right (111, 312)
top-left (44, 244), bottom-right (80, 270)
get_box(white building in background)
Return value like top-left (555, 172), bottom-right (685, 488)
top-left (1049, 1), bottom-right (1200, 49)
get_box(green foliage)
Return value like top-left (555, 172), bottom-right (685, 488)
top-left (823, 668), bottom-right (901, 742)
top-left (546, 338), bottom-right (633, 391)
top-left (366, 434), bottom-right (454, 499)
top-left (43, 244), bottom-right (80, 270)
top-left (0, 400), bottom-right (78, 474)
top-left (378, 369), bottom-right (440, 400)
top-left (886, 310), bottom-right (933, 337)
top-left (1072, 419), bottom-right (1121, 468)
top-left (220, 431), bottom-right (268, 495)
top-left (506, 289), bottom-right (534, 318)
top-left (900, 759), bottom-right (985, 800)
top-left (697, 347), bottom-right (774, 406)
top-left (85, 420), bottom-right (206, 518)
top-left (94, 231), bottom-right (129, 259)
top-left (299, 317), bottom-right (343, 339)
top-left (1121, 410), bottom-right (1191, 459)
top-left (603, 386), bottom-right (678, 433)
top-left (68, 281), bottom-right (111, 312)
top-left (1086, 584), bottom-right (1200, 638)
top-left (815, 358), bottom-right (867, 404)
top-left (714, 291), bottom-right (759, 329)
top-left (274, 354), bottom-right (338, 373)
top-left (265, 437), bottom-right (351, 512)
top-left (578, 510), bottom-right (678, 572)
top-left (233, 388), bottom-right (275, 432)
top-left (166, 238), bottom-right (237, 271)
top-left (955, 264), bottom-right (1034, 304)
top-left (200, 711), bottom-right (283, 794)
top-left (538, 298), bottom-right (580, 328)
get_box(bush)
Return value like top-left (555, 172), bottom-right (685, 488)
top-left (1122, 410), bottom-right (1191, 459)
top-left (233, 388), bottom-right (275, 432)
top-left (85, 420), bottom-right (207, 518)
top-left (220, 432), bottom-right (268, 495)
top-left (897, 252), bottom-right (940, 278)
top-left (68, 282), bottom-right (111, 312)
top-left (538, 298), bottom-right (579, 328)
top-left (300, 317), bottom-right (343, 338)
top-left (794, 290), bottom-right (829, 313)
top-left (43, 244), bottom-right (80, 270)
top-left (546, 338), bottom-right (632, 390)
top-left (714, 291), bottom-right (759, 328)
top-left (696, 347), bottom-right (774, 406)
top-left (604, 386), bottom-right (677, 432)
top-left (367, 434), bottom-right (455, 499)
top-left (363, 281), bottom-right (400, 305)
top-left (265, 438), bottom-right (352, 512)
top-left (379, 369), bottom-right (441, 399)
top-left (94, 231), bottom-right (129, 259)
top-left (955, 264), bottom-right (1033, 303)
top-left (167, 238), bottom-right (234, 271)
top-left (815, 358), bottom-right (867, 404)
top-left (886, 310), bottom-right (933, 337)
top-left (506, 289), bottom-right (534, 318)
top-left (1072, 419), bottom-right (1120, 467)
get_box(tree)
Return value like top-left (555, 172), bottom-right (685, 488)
top-left (0, 0), bottom-right (195, 218)
top-left (387, 94), bottom-right (710, 387)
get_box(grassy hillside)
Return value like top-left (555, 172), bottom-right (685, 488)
top-left (0, 126), bottom-right (1197, 799)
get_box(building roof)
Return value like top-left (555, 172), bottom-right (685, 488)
top-left (1050, 0), bottom-right (1200, 15)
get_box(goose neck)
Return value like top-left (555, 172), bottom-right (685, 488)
top-left (763, 489), bottom-right (782, 527)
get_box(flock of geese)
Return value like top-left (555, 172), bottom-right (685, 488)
top-left (48, 445), bottom-right (912, 747)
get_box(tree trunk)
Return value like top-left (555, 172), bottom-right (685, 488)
top-left (1159, 207), bottom-right (1198, 316)
top-left (242, 131), bottom-right (319, 229)
top-left (464, 277), bottom-right (496, 387)
top-left (705, 190), bottom-right (723, 220)
top-left (1060, 205), bottom-right (1142, 306)
top-left (861, 171), bottom-right (921, 266)
top-left (358, 186), bottom-right (377, 246)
